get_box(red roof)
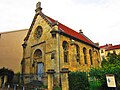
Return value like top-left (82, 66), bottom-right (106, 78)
top-left (99, 44), bottom-right (112, 49)
top-left (47, 17), bottom-right (94, 46)
top-left (99, 45), bottom-right (108, 48)
top-left (106, 44), bottom-right (120, 51)
top-left (24, 13), bottom-right (97, 48)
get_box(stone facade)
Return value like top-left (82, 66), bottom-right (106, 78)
top-left (59, 35), bottom-right (100, 71)
top-left (21, 2), bottom-right (101, 85)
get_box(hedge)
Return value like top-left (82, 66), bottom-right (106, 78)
top-left (68, 72), bottom-right (89, 90)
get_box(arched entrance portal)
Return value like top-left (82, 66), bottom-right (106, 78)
top-left (33, 49), bottom-right (44, 81)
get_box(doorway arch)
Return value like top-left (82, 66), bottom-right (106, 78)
top-left (33, 49), bottom-right (44, 81)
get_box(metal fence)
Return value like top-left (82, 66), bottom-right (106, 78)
top-left (0, 73), bottom-right (48, 90)
top-left (1, 72), bottom-right (109, 90)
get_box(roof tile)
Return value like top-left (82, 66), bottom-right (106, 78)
top-left (47, 16), bottom-right (94, 46)
top-left (106, 44), bottom-right (120, 51)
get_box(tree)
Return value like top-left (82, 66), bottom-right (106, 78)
top-left (0, 67), bottom-right (14, 87)
top-left (89, 53), bottom-right (120, 89)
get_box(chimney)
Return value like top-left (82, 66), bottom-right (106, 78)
top-left (95, 42), bottom-right (99, 46)
top-left (79, 29), bottom-right (83, 34)
top-left (35, 2), bottom-right (42, 14)
top-left (108, 44), bottom-right (112, 47)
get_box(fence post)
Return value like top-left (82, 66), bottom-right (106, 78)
top-left (21, 85), bottom-right (25, 90)
top-left (46, 69), bottom-right (55, 90)
top-left (60, 68), bottom-right (70, 90)
top-left (14, 84), bottom-right (17, 90)
top-left (7, 84), bottom-right (10, 90)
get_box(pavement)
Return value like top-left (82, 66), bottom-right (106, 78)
top-left (0, 88), bottom-right (21, 90)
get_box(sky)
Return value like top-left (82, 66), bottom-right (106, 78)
top-left (0, 0), bottom-right (120, 46)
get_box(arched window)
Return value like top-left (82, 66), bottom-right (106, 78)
top-left (62, 41), bottom-right (68, 63)
top-left (62, 41), bottom-right (68, 50)
top-left (89, 49), bottom-right (93, 65)
top-left (32, 49), bottom-right (42, 71)
top-left (76, 45), bottom-right (80, 63)
top-left (33, 49), bottom-right (42, 60)
top-left (83, 47), bottom-right (87, 64)
top-left (95, 51), bottom-right (99, 64)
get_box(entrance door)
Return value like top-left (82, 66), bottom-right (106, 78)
top-left (37, 63), bottom-right (44, 81)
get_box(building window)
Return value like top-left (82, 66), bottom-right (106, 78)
top-left (76, 45), bottom-right (80, 63)
top-left (102, 56), bottom-right (105, 60)
top-left (83, 47), bottom-right (87, 64)
top-left (101, 50), bottom-right (104, 53)
top-left (64, 51), bottom-right (68, 63)
top-left (107, 51), bottom-right (110, 56)
top-left (51, 51), bottom-right (56, 59)
top-left (33, 49), bottom-right (42, 60)
top-left (62, 41), bottom-right (69, 63)
top-left (89, 49), bottom-right (93, 65)
top-left (113, 50), bottom-right (116, 54)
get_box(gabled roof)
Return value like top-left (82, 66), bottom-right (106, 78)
top-left (105, 44), bottom-right (120, 51)
top-left (47, 16), bottom-right (98, 48)
top-left (24, 11), bottom-right (98, 49)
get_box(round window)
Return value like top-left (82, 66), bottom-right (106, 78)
top-left (34, 26), bottom-right (42, 39)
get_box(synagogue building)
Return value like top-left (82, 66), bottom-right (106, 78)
top-left (21, 2), bottom-right (101, 84)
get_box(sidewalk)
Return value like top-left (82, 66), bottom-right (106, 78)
top-left (0, 88), bottom-right (21, 90)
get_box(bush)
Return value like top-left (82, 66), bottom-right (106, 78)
top-left (89, 79), bottom-right (102, 90)
top-left (53, 86), bottom-right (62, 90)
top-left (0, 67), bottom-right (14, 86)
top-left (68, 72), bottom-right (89, 90)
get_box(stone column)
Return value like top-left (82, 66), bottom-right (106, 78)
top-left (80, 52), bottom-right (84, 65)
top-left (21, 42), bottom-right (27, 74)
top-left (70, 43), bottom-right (76, 70)
top-left (46, 69), bottom-right (55, 90)
top-left (60, 68), bottom-right (70, 90)
top-left (87, 53), bottom-right (90, 66)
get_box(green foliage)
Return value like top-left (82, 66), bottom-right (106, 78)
top-left (101, 58), bottom-right (108, 67)
top-left (89, 80), bottom-right (102, 90)
top-left (107, 52), bottom-right (119, 64)
top-left (69, 72), bottom-right (89, 90)
top-left (53, 86), bottom-right (62, 90)
top-left (89, 53), bottom-right (120, 88)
